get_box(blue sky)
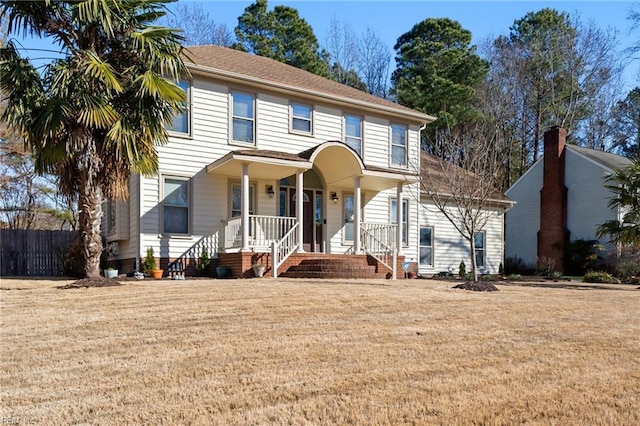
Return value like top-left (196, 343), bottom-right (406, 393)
top-left (14, 1), bottom-right (640, 89)
top-left (187, 0), bottom-right (640, 89)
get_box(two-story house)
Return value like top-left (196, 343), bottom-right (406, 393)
top-left (105, 45), bottom-right (509, 279)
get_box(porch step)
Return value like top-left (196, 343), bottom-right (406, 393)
top-left (280, 257), bottom-right (377, 279)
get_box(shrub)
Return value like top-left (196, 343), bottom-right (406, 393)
top-left (459, 260), bottom-right (466, 278)
top-left (611, 245), bottom-right (640, 282)
top-left (564, 239), bottom-right (606, 275)
top-left (537, 256), bottom-right (557, 277)
top-left (508, 274), bottom-right (522, 281)
top-left (583, 271), bottom-right (620, 284)
top-left (504, 256), bottom-right (536, 276)
top-left (142, 247), bottom-right (156, 275)
top-left (197, 246), bottom-right (211, 277)
top-left (498, 262), bottom-right (504, 275)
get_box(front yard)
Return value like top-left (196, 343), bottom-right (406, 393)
top-left (1, 277), bottom-right (638, 424)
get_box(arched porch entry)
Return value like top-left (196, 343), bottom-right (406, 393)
top-left (278, 168), bottom-right (324, 252)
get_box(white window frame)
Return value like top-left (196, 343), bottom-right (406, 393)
top-left (162, 176), bottom-right (191, 235)
top-left (230, 182), bottom-right (256, 218)
top-left (290, 102), bottom-right (313, 135)
top-left (106, 199), bottom-right (117, 236)
top-left (167, 79), bottom-right (191, 137)
top-left (390, 123), bottom-right (408, 168)
top-left (419, 226), bottom-right (434, 266)
top-left (390, 198), bottom-right (409, 247)
top-left (474, 231), bottom-right (486, 268)
top-left (343, 113), bottom-right (363, 157)
top-left (230, 90), bottom-right (256, 146)
top-left (342, 192), bottom-right (355, 244)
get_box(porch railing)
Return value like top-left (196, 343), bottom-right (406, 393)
top-left (361, 222), bottom-right (397, 272)
top-left (271, 222), bottom-right (300, 278)
top-left (222, 215), bottom-right (298, 251)
top-left (166, 233), bottom-right (219, 276)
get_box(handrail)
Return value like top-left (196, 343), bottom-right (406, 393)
top-left (271, 222), bottom-right (300, 278)
top-left (221, 215), bottom-right (297, 250)
top-left (166, 233), bottom-right (219, 276)
top-left (361, 222), bottom-right (397, 273)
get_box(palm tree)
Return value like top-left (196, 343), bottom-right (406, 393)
top-left (597, 159), bottom-right (640, 245)
top-left (0, 0), bottom-right (189, 278)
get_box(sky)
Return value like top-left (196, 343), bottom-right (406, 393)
top-left (13, 1), bottom-right (640, 90)
top-left (181, 0), bottom-right (640, 90)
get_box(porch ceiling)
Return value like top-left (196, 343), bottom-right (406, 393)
top-left (206, 150), bottom-right (312, 180)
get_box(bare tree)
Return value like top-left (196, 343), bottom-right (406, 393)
top-left (419, 123), bottom-right (508, 282)
top-left (163, 3), bottom-right (234, 46)
top-left (324, 17), bottom-right (359, 85)
top-left (357, 28), bottom-right (391, 98)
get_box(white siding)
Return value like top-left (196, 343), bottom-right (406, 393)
top-left (505, 160), bottom-right (543, 266)
top-left (565, 149), bottom-right (618, 242)
top-left (418, 199), bottom-right (505, 275)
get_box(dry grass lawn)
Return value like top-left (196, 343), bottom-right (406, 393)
top-left (1, 277), bottom-right (638, 425)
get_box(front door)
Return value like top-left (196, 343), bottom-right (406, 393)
top-left (281, 188), bottom-right (324, 252)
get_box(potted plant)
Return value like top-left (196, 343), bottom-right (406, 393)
top-left (142, 247), bottom-right (163, 279)
top-left (104, 267), bottom-right (118, 279)
top-left (216, 264), bottom-right (230, 279)
top-left (252, 263), bottom-right (266, 278)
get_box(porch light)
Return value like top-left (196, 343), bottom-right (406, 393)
top-left (331, 192), bottom-right (339, 204)
top-left (266, 185), bottom-right (275, 198)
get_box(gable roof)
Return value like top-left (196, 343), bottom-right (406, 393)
top-left (420, 151), bottom-right (513, 206)
top-left (566, 145), bottom-right (632, 172)
top-left (183, 45), bottom-right (435, 124)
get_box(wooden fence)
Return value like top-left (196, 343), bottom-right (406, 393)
top-left (0, 229), bottom-right (77, 277)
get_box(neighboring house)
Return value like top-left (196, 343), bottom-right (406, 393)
top-left (505, 126), bottom-right (632, 272)
top-left (417, 151), bottom-right (514, 277)
top-left (104, 45), bottom-right (509, 279)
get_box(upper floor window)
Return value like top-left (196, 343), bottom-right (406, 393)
top-left (168, 80), bottom-right (190, 135)
top-left (344, 114), bottom-right (362, 157)
top-left (290, 103), bottom-right (312, 134)
top-left (231, 91), bottom-right (255, 145)
top-left (163, 177), bottom-right (190, 234)
top-left (391, 124), bottom-right (407, 167)
top-left (474, 231), bottom-right (486, 267)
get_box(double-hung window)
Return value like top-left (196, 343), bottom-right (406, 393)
top-left (291, 103), bottom-right (312, 134)
top-left (419, 227), bottom-right (433, 266)
top-left (344, 114), bottom-right (363, 156)
top-left (391, 124), bottom-right (407, 167)
top-left (168, 80), bottom-right (190, 135)
top-left (231, 91), bottom-right (255, 145)
top-left (231, 183), bottom-right (255, 217)
top-left (474, 231), bottom-right (486, 267)
top-left (163, 177), bottom-right (190, 234)
top-left (390, 198), bottom-right (409, 246)
top-left (343, 193), bottom-right (355, 242)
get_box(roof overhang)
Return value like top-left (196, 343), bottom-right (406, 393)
top-left (207, 150), bottom-right (312, 180)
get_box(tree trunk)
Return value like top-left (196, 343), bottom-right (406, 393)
top-left (470, 238), bottom-right (478, 282)
top-left (79, 176), bottom-right (103, 278)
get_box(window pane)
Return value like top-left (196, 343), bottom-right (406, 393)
top-left (165, 179), bottom-right (188, 206)
top-left (392, 145), bottom-right (406, 166)
top-left (345, 115), bottom-right (361, 137)
top-left (232, 185), bottom-right (241, 215)
top-left (474, 232), bottom-right (485, 249)
top-left (476, 251), bottom-right (485, 267)
top-left (292, 117), bottom-right (311, 132)
top-left (233, 93), bottom-right (253, 118)
top-left (164, 206), bottom-right (188, 234)
top-left (344, 194), bottom-right (354, 241)
top-left (233, 118), bottom-right (254, 143)
top-left (391, 124), bottom-right (406, 144)
top-left (170, 112), bottom-right (189, 134)
top-left (292, 104), bottom-right (311, 119)
top-left (345, 137), bottom-right (362, 156)
top-left (420, 227), bottom-right (432, 246)
top-left (420, 247), bottom-right (432, 266)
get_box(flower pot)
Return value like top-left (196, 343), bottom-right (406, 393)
top-left (150, 269), bottom-right (163, 279)
top-left (216, 266), bottom-right (230, 279)
top-left (104, 269), bottom-right (118, 279)
top-left (252, 264), bottom-right (265, 278)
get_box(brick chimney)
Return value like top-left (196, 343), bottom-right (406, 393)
top-left (538, 126), bottom-right (568, 273)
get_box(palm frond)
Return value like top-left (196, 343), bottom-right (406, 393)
top-left (81, 50), bottom-right (123, 93)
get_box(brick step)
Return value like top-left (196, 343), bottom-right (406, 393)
top-left (280, 270), bottom-right (378, 279)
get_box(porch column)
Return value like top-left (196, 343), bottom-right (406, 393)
top-left (354, 176), bottom-right (361, 253)
top-left (393, 182), bottom-right (403, 280)
top-left (241, 163), bottom-right (250, 251)
top-left (296, 169), bottom-right (304, 252)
